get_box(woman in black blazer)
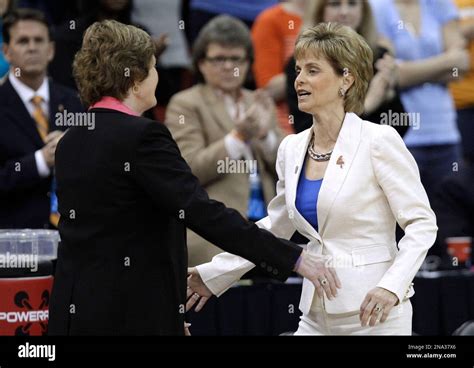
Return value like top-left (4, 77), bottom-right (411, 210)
top-left (47, 20), bottom-right (340, 335)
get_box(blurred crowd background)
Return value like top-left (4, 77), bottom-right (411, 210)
top-left (0, 0), bottom-right (473, 273)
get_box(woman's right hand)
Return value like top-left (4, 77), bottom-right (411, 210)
top-left (186, 267), bottom-right (213, 312)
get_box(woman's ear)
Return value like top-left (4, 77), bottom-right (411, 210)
top-left (342, 73), bottom-right (355, 92)
top-left (132, 83), bottom-right (140, 95)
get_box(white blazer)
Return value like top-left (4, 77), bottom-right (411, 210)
top-left (196, 112), bottom-right (438, 314)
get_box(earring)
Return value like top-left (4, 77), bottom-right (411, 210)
top-left (133, 86), bottom-right (139, 93)
top-left (339, 88), bottom-right (345, 97)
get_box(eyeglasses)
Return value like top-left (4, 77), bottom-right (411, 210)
top-left (204, 56), bottom-right (248, 66)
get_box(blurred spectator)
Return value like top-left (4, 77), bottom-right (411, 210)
top-left (16, 0), bottom-right (77, 25)
top-left (432, 161), bottom-right (473, 259)
top-left (0, 0), bottom-right (15, 79)
top-left (166, 16), bottom-right (283, 266)
top-left (132, 0), bottom-right (191, 115)
top-left (450, 0), bottom-right (474, 161)
top-left (185, 0), bottom-right (278, 45)
top-left (252, 0), bottom-right (308, 135)
top-left (370, 0), bottom-right (469, 202)
top-left (286, 0), bottom-right (408, 137)
top-left (0, 8), bottom-right (83, 228)
top-left (49, 0), bottom-right (154, 90)
top-left (435, 0), bottom-right (474, 255)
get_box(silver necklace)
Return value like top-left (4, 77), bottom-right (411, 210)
top-left (307, 135), bottom-right (333, 162)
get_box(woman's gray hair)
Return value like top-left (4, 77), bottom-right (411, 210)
top-left (192, 15), bottom-right (253, 82)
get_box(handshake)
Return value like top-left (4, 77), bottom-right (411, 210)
top-left (186, 250), bottom-right (341, 312)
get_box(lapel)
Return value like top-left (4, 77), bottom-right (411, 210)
top-left (286, 113), bottom-right (362, 241)
top-left (48, 78), bottom-right (66, 131)
top-left (317, 112), bottom-right (362, 234)
top-left (286, 128), bottom-right (323, 243)
top-left (3, 78), bottom-right (44, 147)
top-left (200, 84), bottom-right (236, 133)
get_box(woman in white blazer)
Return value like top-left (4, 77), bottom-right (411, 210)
top-left (186, 22), bottom-right (438, 335)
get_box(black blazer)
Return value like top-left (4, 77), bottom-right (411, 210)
top-left (0, 77), bottom-right (83, 228)
top-left (48, 109), bottom-right (301, 335)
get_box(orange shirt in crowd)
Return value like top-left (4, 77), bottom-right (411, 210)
top-left (251, 4), bottom-right (302, 135)
top-left (450, 0), bottom-right (474, 109)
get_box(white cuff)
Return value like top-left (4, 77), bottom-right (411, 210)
top-left (258, 130), bottom-right (278, 157)
top-left (35, 150), bottom-right (51, 178)
top-left (196, 253), bottom-right (256, 297)
top-left (195, 262), bottom-right (234, 297)
top-left (224, 133), bottom-right (251, 160)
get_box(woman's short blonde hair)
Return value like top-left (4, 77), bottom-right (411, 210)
top-left (295, 22), bottom-right (373, 115)
top-left (73, 20), bottom-right (155, 107)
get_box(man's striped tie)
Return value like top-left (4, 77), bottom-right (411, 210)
top-left (31, 95), bottom-right (60, 227)
top-left (31, 95), bottom-right (49, 141)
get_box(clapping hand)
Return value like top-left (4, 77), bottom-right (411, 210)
top-left (251, 89), bottom-right (273, 140)
top-left (153, 33), bottom-right (169, 59)
top-left (375, 53), bottom-right (398, 89)
top-left (365, 53), bottom-right (399, 113)
top-left (41, 130), bottom-right (66, 168)
top-left (233, 89), bottom-right (273, 141)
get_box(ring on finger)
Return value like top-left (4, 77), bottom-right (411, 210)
top-left (374, 303), bottom-right (383, 313)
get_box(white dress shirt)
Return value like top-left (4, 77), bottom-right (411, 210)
top-left (8, 73), bottom-right (51, 178)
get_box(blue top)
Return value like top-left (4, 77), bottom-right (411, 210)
top-left (369, 0), bottom-right (460, 147)
top-left (190, 0), bottom-right (278, 21)
top-left (295, 162), bottom-right (323, 231)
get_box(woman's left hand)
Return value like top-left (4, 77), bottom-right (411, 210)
top-left (359, 287), bottom-right (399, 327)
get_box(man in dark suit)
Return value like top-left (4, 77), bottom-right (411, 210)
top-left (0, 8), bottom-right (83, 229)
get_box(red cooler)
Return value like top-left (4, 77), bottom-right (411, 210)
top-left (0, 230), bottom-right (59, 336)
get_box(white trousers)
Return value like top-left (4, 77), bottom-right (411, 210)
top-left (294, 299), bottom-right (413, 335)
